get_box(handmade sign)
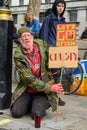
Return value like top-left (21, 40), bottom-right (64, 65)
top-left (56, 23), bottom-right (76, 47)
top-left (49, 46), bottom-right (78, 68)
top-left (49, 23), bottom-right (78, 68)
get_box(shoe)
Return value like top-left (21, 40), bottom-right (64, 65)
top-left (31, 110), bottom-right (46, 119)
top-left (58, 98), bottom-right (65, 106)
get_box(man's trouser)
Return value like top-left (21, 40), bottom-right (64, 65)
top-left (11, 91), bottom-right (50, 118)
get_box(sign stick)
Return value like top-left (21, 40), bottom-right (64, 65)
top-left (55, 56), bottom-right (64, 122)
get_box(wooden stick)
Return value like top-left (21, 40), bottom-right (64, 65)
top-left (55, 58), bottom-right (64, 122)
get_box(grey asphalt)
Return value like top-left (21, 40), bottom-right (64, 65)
top-left (0, 82), bottom-right (87, 130)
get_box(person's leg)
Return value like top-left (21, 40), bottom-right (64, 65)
top-left (11, 91), bottom-right (32, 118)
top-left (31, 93), bottom-right (50, 119)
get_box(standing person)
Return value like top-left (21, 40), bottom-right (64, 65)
top-left (13, 25), bottom-right (18, 42)
top-left (39, 0), bottom-right (66, 106)
top-left (13, 25), bottom-right (20, 45)
top-left (24, 11), bottom-right (40, 38)
top-left (80, 27), bottom-right (87, 40)
top-left (10, 27), bottom-right (64, 126)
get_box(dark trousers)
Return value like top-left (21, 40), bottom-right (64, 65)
top-left (11, 91), bottom-right (50, 118)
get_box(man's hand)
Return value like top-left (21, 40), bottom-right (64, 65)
top-left (50, 83), bottom-right (64, 94)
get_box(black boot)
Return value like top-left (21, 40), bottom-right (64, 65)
top-left (31, 110), bottom-right (46, 119)
top-left (58, 98), bottom-right (65, 106)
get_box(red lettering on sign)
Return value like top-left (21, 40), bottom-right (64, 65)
top-left (49, 52), bottom-right (77, 61)
top-left (64, 52), bottom-right (77, 60)
top-left (50, 53), bottom-right (57, 61)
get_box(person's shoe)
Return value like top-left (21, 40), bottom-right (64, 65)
top-left (58, 98), bottom-right (65, 106)
top-left (31, 110), bottom-right (46, 119)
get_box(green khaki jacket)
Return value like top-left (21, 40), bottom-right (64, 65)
top-left (11, 39), bottom-right (58, 111)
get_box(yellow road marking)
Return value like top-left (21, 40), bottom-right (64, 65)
top-left (0, 119), bottom-right (12, 125)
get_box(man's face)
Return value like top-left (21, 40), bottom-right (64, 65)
top-left (56, 2), bottom-right (65, 16)
top-left (20, 32), bottom-right (34, 51)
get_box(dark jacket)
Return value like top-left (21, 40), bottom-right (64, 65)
top-left (39, 0), bottom-right (66, 46)
top-left (80, 30), bottom-right (87, 39)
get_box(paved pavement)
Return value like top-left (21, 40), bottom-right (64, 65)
top-left (0, 82), bottom-right (87, 130)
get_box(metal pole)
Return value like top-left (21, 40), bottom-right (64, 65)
top-left (0, 0), bottom-right (12, 20)
top-left (0, 0), bottom-right (13, 110)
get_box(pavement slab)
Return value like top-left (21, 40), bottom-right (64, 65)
top-left (0, 113), bottom-right (82, 130)
top-left (0, 92), bottom-right (87, 130)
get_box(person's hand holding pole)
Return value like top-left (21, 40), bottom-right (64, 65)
top-left (50, 83), bottom-right (64, 94)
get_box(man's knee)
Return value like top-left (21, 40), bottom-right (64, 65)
top-left (11, 106), bottom-right (26, 118)
top-left (31, 95), bottom-right (50, 118)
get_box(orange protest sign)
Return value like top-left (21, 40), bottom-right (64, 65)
top-left (49, 46), bottom-right (78, 68)
top-left (56, 23), bottom-right (76, 47)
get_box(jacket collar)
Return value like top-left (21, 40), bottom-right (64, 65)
top-left (51, 12), bottom-right (65, 21)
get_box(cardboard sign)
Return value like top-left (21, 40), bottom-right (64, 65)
top-left (56, 23), bottom-right (76, 47)
top-left (49, 46), bottom-right (78, 68)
